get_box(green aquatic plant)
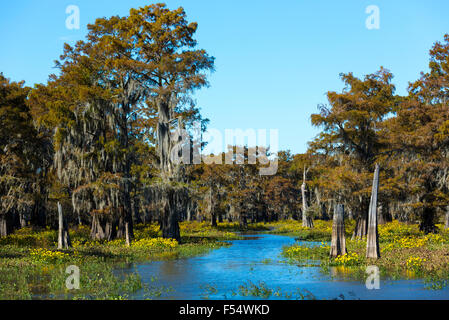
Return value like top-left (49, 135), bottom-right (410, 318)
top-left (0, 222), bottom-right (238, 299)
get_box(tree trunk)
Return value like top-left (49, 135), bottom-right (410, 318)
top-left (209, 188), bottom-right (217, 227)
top-left (91, 213), bottom-right (115, 241)
top-left (158, 194), bottom-right (181, 242)
top-left (125, 222), bottom-right (130, 246)
top-left (384, 206), bottom-right (393, 223)
top-left (240, 215), bottom-right (248, 229)
top-left (301, 167), bottom-right (314, 228)
top-left (0, 213), bottom-right (13, 237)
top-left (160, 193), bottom-right (181, 242)
top-left (445, 206), bottom-right (449, 229)
top-left (238, 206), bottom-right (247, 229)
top-left (378, 204), bottom-right (392, 224)
top-left (327, 200), bottom-right (333, 220)
top-left (419, 207), bottom-right (438, 234)
top-left (330, 204), bottom-right (347, 257)
top-left (348, 208), bottom-right (353, 221)
top-left (0, 217), bottom-right (6, 237)
top-left (31, 200), bottom-right (46, 228)
top-left (133, 197), bottom-right (142, 224)
top-left (378, 205), bottom-right (385, 225)
top-left (122, 197), bottom-right (134, 247)
top-left (353, 215), bottom-right (367, 240)
top-left (321, 203), bottom-right (329, 220)
top-left (315, 188), bottom-right (329, 221)
top-left (366, 164), bottom-right (380, 259)
top-left (228, 204), bottom-right (234, 222)
top-left (19, 212), bottom-right (27, 229)
top-left (57, 202), bottom-right (71, 249)
top-left (157, 95), bottom-right (182, 240)
top-left (352, 199), bottom-right (369, 240)
top-left (186, 200), bottom-right (192, 221)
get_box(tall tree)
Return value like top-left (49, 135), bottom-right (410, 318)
top-left (311, 68), bottom-right (395, 239)
top-left (0, 74), bottom-right (50, 236)
top-left (31, 33), bottom-right (142, 244)
top-left (118, 4), bottom-right (215, 239)
top-left (384, 34), bottom-right (449, 233)
top-left (31, 4), bottom-right (214, 242)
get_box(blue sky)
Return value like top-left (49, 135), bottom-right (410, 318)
top-left (1, 0), bottom-right (449, 154)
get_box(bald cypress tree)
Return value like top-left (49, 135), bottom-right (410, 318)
top-left (383, 35), bottom-right (449, 234)
top-left (31, 4), bottom-right (213, 243)
top-left (32, 36), bottom-right (142, 244)
top-left (0, 74), bottom-right (49, 236)
top-left (116, 4), bottom-right (214, 240)
top-left (311, 68), bottom-right (395, 239)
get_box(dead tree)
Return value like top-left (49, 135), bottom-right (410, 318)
top-left (366, 164), bottom-right (380, 259)
top-left (57, 202), bottom-right (71, 249)
top-left (330, 204), bottom-right (347, 257)
top-left (301, 167), bottom-right (314, 228)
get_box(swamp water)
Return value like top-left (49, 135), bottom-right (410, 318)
top-left (118, 234), bottom-right (449, 300)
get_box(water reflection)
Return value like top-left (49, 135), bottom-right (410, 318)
top-left (330, 266), bottom-right (352, 277)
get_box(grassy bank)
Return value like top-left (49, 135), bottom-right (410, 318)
top-left (0, 221), bottom-right (244, 300)
top-left (279, 220), bottom-right (449, 288)
top-left (265, 220), bottom-right (351, 240)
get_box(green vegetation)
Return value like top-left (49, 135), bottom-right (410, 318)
top-left (229, 281), bottom-right (316, 300)
top-left (2, 1), bottom-right (449, 300)
top-left (281, 220), bottom-right (449, 287)
top-left (3, 218), bottom-right (449, 299)
top-left (0, 222), bottom-right (243, 300)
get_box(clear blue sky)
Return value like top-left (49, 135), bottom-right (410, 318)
top-left (1, 0), bottom-right (449, 154)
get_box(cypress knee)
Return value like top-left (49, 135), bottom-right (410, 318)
top-left (366, 164), bottom-right (380, 259)
top-left (330, 204), bottom-right (347, 257)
